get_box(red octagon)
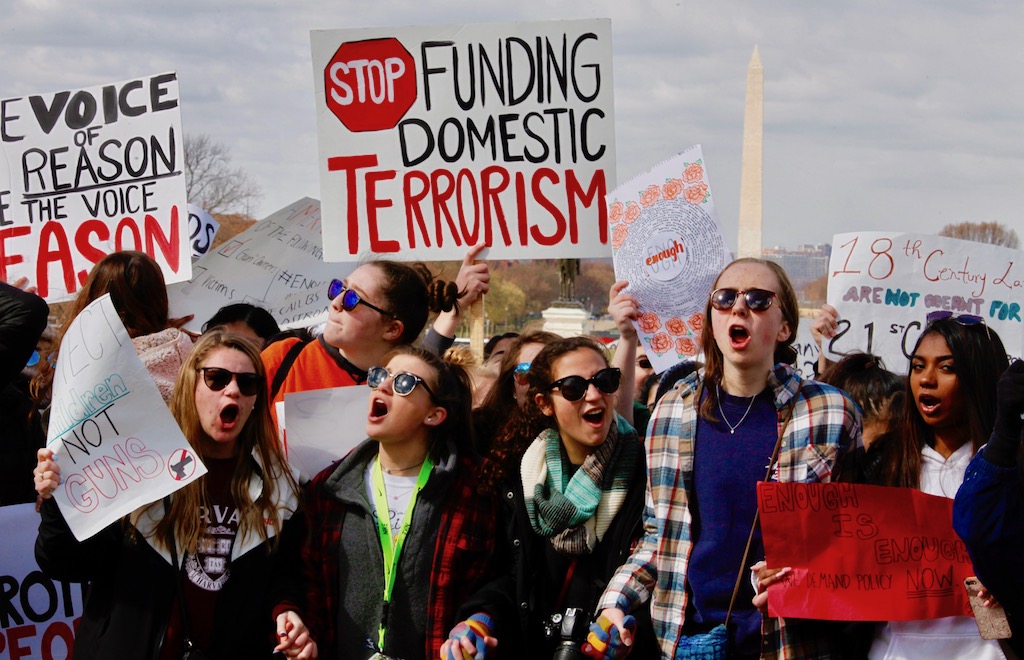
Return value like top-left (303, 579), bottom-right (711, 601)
top-left (324, 37), bottom-right (417, 132)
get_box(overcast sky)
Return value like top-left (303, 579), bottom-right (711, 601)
top-left (3, 0), bottom-right (1022, 252)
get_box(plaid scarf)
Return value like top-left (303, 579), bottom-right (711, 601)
top-left (521, 418), bottom-right (639, 555)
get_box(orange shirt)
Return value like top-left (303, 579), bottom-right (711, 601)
top-left (262, 337), bottom-right (365, 428)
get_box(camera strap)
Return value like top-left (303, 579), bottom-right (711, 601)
top-left (554, 558), bottom-right (579, 612)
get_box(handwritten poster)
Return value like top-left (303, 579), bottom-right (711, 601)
top-left (168, 198), bottom-right (353, 332)
top-left (758, 482), bottom-right (974, 621)
top-left (187, 204), bottom-right (219, 258)
top-left (0, 503), bottom-right (84, 660)
top-left (609, 146), bottom-right (730, 373)
top-left (46, 294), bottom-right (206, 540)
top-left (792, 321), bottom-right (821, 380)
top-left (310, 19), bottom-right (616, 262)
top-left (282, 386), bottom-right (367, 481)
top-left (825, 232), bottom-right (1024, 372)
top-left (0, 73), bottom-right (190, 302)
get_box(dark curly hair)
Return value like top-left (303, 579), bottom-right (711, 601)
top-left (372, 260), bottom-right (463, 344)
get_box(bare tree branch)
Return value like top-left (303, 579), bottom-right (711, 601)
top-left (938, 221), bottom-right (1020, 250)
top-left (184, 133), bottom-right (262, 215)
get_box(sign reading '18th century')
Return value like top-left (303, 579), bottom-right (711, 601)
top-left (310, 19), bottom-right (616, 262)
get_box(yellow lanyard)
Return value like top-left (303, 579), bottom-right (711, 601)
top-left (371, 455), bottom-right (432, 651)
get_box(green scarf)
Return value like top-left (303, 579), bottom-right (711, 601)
top-left (521, 417), bottom-right (640, 555)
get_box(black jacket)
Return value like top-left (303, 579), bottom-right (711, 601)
top-left (35, 459), bottom-right (303, 660)
top-left (0, 281), bottom-right (48, 388)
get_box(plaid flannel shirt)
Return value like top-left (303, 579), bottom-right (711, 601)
top-left (597, 363), bottom-right (861, 659)
top-left (302, 440), bottom-right (500, 659)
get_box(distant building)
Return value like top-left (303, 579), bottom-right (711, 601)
top-left (761, 243), bottom-right (831, 286)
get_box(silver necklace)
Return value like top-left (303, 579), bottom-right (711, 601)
top-left (717, 383), bottom-right (756, 434)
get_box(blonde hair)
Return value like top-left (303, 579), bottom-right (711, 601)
top-left (156, 330), bottom-right (296, 553)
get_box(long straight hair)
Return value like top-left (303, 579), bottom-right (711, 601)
top-left (882, 318), bottom-right (1008, 488)
top-left (157, 330), bottom-right (297, 553)
top-left (698, 258), bottom-right (799, 422)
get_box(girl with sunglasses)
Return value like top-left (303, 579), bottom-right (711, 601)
top-left (300, 345), bottom-right (501, 660)
top-left (597, 258), bottom-right (861, 659)
top-left (856, 314), bottom-right (1010, 659)
top-left (452, 336), bottom-right (653, 659)
top-left (262, 245), bottom-right (489, 421)
top-left (34, 330), bottom-right (314, 659)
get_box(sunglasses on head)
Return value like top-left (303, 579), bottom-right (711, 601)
top-left (199, 367), bottom-right (262, 396)
top-left (548, 367), bottom-right (621, 402)
top-left (327, 279), bottom-right (393, 317)
top-left (367, 366), bottom-right (437, 401)
top-left (926, 311), bottom-right (985, 327)
top-left (513, 362), bottom-right (531, 385)
top-left (709, 287), bottom-right (777, 312)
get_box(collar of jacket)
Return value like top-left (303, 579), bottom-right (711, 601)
top-left (675, 362), bottom-right (802, 411)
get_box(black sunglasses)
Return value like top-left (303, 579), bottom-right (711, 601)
top-left (328, 279), bottom-right (393, 317)
top-left (926, 311), bottom-right (985, 327)
top-left (367, 366), bottom-right (437, 401)
top-left (548, 367), bottom-right (621, 402)
top-left (709, 287), bottom-right (777, 312)
top-left (199, 367), bottom-right (262, 396)
top-left (637, 357), bottom-right (652, 370)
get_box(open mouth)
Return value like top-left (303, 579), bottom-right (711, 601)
top-left (582, 408), bottom-right (606, 427)
top-left (219, 403), bottom-right (240, 427)
top-left (729, 325), bottom-right (751, 348)
top-left (918, 394), bottom-right (941, 415)
top-left (369, 397), bottom-right (389, 421)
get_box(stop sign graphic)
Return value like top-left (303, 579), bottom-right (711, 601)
top-left (324, 38), bottom-right (417, 132)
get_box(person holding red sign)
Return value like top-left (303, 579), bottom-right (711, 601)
top-left (859, 313), bottom-right (1011, 659)
top-left (261, 245), bottom-right (489, 421)
top-left (34, 330), bottom-right (314, 659)
top-left (595, 258), bottom-right (861, 659)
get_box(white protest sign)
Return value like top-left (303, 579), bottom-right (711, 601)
top-left (283, 386), bottom-right (367, 481)
top-left (0, 503), bottom-right (85, 660)
top-left (187, 204), bottom-right (219, 258)
top-left (311, 19), bottom-right (616, 262)
top-left (46, 294), bottom-right (206, 540)
top-left (825, 231), bottom-right (1024, 373)
top-left (792, 320), bottom-right (821, 380)
top-left (168, 198), bottom-right (353, 332)
top-left (0, 73), bottom-right (191, 302)
top-left (609, 146), bottom-right (731, 373)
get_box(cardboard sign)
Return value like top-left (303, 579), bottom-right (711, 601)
top-left (0, 73), bottom-right (191, 302)
top-left (758, 482), bottom-right (974, 621)
top-left (825, 232), bottom-right (1024, 373)
top-left (609, 146), bottom-right (731, 373)
top-left (187, 204), bottom-right (219, 258)
top-left (310, 19), bottom-right (616, 262)
top-left (168, 198), bottom-right (353, 332)
top-left (46, 294), bottom-right (206, 540)
top-left (282, 386), bottom-right (367, 481)
top-left (0, 503), bottom-right (84, 660)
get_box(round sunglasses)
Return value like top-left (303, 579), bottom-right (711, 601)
top-left (709, 287), bottom-right (777, 312)
top-left (367, 366), bottom-right (437, 401)
top-left (327, 279), bottom-right (394, 317)
top-left (198, 367), bottom-right (262, 396)
top-left (548, 367), bottom-right (621, 402)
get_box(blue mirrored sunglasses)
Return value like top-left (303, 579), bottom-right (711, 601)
top-left (327, 279), bottom-right (393, 317)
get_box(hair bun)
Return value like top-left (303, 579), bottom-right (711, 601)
top-left (427, 279), bottom-right (461, 315)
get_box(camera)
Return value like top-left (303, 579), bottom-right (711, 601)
top-left (543, 607), bottom-right (592, 660)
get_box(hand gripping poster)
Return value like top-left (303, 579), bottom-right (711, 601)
top-left (0, 73), bottom-right (190, 302)
top-left (609, 145), bottom-right (731, 373)
top-left (46, 294), bottom-right (206, 541)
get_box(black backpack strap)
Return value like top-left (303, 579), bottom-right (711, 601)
top-left (270, 340), bottom-right (308, 401)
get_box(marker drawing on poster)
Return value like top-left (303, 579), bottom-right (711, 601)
top-left (310, 19), bottom-right (616, 262)
top-left (46, 294), bottom-right (205, 541)
top-left (168, 198), bottom-right (353, 332)
top-left (0, 503), bottom-right (85, 660)
top-left (0, 73), bottom-right (190, 302)
top-left (283, 386), bottom-right (368, 481)
top-left (609, 145), bottom-right (731, 373)
top-left (825, 232), bottom-right (1024, 373)
top-left (759, 482), bottom-right (974, 622)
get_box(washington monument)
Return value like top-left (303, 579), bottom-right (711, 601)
top-left (737, 46), bottom-right (763, 259)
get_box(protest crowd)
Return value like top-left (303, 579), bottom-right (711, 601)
top-left (2, 20), bottom-right (1022, 660)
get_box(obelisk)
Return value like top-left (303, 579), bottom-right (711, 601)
top-left (737, 46), bottom-right (763, 259)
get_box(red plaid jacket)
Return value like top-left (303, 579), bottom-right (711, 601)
top-left (302, 440), bottom-right (500, 659)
